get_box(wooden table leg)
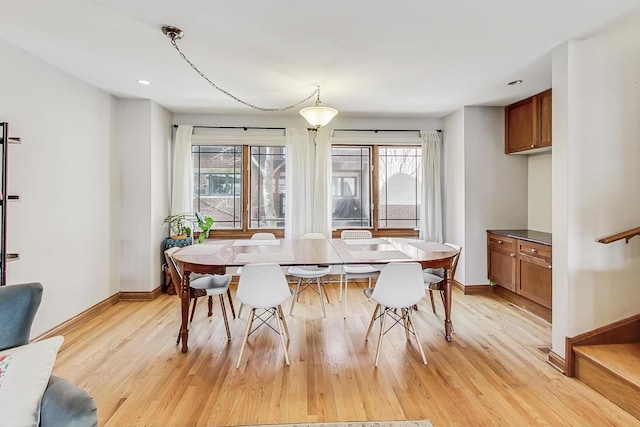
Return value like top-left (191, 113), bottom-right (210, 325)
top-left (180, 268), bottom-right (191, 352)
top-left (443, 265), bottom-right (453, 342)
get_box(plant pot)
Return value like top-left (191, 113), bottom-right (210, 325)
top-left (165, 236), bottom-right (192, 249)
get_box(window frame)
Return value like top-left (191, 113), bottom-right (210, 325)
top-left (192, 144), bottom-right (285, 239)
top-left (330, 144), bottom-right (420, 238)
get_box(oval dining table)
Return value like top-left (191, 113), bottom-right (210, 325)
top-left (172, 237), bottom-right (458, 352)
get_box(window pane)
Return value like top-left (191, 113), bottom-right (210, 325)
top-left (250, 146), bottom-right (286, 228)
top-left (331, 146), bottom-right (371, 228)
top-left (192, 146), bottom-right (242, 229)
top-left (378, 146), bottom-right (422, 229)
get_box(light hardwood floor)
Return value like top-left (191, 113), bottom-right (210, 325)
top-left (53, 283), bottom-right (639, 427)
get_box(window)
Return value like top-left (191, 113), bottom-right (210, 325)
top-left (331, 146), bottom-right (371, 228)
top-left (250, 146), bottom-right (286, 228)
top-left (377, 146), bottom-right (422, 229)
top-left (192, 145), bottom-right (285, 231)
top-left (331, 145), bottom-right (421, 233)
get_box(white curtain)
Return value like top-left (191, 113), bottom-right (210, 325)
top-left (312, 127), bottom-right (333, 236)
top-left (420, 130), bottom-right (443, 242)
top-left (171, 125), bottom-right (194, 215)
top-left (284, 128), bottom-right (314, 239)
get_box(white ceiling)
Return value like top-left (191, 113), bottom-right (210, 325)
top-left (2, 0), bottom-right (640, 118)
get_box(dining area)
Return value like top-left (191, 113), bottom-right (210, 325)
top-left (166, 233), bottom-right (461, 368)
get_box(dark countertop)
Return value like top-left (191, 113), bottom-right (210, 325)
top-left (487, 229), bottom-right (552, 246)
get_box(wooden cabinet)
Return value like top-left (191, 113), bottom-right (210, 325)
top-left (505, 89), bottom-right (552, 154)
top-left (487, 234), bottom-right (516, 292)
top-left (516, 240), bottom-right (552, 309)
top-left (487, 232), bottom-right (552, 310)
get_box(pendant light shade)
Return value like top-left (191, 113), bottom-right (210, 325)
top-left (299, 88), bottom-right (338, 127)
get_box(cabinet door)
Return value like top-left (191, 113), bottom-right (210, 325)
top-left (517, 254), bottom-right (552, 308)
top-left (505, 96), bottom-right (536, 153)
top-left (537, 89), bottom-right (552, 148)
top-left (488, 246), bottom-right (516, 291)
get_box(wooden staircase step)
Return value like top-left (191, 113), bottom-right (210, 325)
top-left (574, 343), bottom-right (640, 420)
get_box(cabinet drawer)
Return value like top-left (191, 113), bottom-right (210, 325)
top-left (518, 241), bottom-right (551, 262)
top-left (488, 235), bottom-right (516, 251)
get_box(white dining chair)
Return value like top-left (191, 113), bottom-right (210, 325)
top-left (340, 229), bottom-right (380, 318)
top-left (422, 243), bottom-right (462, 314)
top-left (250, 232), bottom-right (276, 240)
top-left (164, 247), bottom-right (234, 342)
top-left (236, 232), bottom-right (278, 318)
top-left (235, 263), bottom-right (292, 368)
top-left (288, 233), bottom-right (331, 317)
top-left (363, 262), bottom-right (427, 366)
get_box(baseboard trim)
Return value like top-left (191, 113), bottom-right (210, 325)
top-left (34, 286), bottom-right (165, 341)
top-left (565, 313), bottom-right (640, 377)
top-left (34, 293), bottom-right (121, 341)
top-left (119, 285), bottom-right (164, 301)
top-left (492, 285), bottom-right (552, 322)
top-left (547, 350), bottom-right (566, 374)
top-left (458, 282), bottom-right (493, 295)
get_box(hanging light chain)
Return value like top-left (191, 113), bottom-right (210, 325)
top-left (168, 37), bottom-right (319, 112)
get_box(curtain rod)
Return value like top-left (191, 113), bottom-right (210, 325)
top-left (175, 125), bottom-right (441, 133)
top-left (333, 128), bottom-right (442, 133)
top-left (173, 125), bottom-right (286, 131)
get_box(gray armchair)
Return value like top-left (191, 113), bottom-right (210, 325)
top-left (0, 283), bottom-right (98, 427)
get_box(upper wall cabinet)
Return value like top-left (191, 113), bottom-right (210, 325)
top-left (505, 89), bottom-right (552, 154)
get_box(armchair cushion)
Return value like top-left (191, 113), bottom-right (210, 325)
top-left (0, 336), bottom-right (64, 426)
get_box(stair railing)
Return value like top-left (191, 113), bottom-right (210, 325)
top-left (597, 226), bottom-right (640, 244)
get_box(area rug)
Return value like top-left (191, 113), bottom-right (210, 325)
top-left (240, 421), bottom-right (434, 427)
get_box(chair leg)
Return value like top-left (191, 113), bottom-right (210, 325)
top-left (343, 276), bottom-right (349, 319)
top-left (317, 278), bottom-right (326, 318)
top-left (238, 303), bottom-right (244, 319)
top-left (227, 289), bottom-right (236, 319)
top-left (339, 269), bottom-right (344, 301)
top-left (365, 304), bottom-right (380, 341)
top-left (278, 305), bottom-right (290, 341)
top-left (408, 308), bottom-right (427, 365)
top-left (402, 308), bottom-right (411, 341)
top-left (374, 308), bottom-right (387, 367)
top-left (275, 305), bottom-right (290, 366)
top-left (219, 294), bottom-right (231, 341)
top-left (289, 278), bottom-right (303, 315)
top-left (208, 295), bottom-right (213, 317)
top-left (429, 290), bottom-right (436, 313)
top-left (236, 309), bottom-right (255, 368)
top-left (320, 277), bottom-right (330, 304)
top-left (190, 298), bottom-right (198, 322)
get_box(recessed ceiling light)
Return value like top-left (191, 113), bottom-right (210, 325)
top-left (137, 79), bottom-right (151, 86)
top-left (507, 80), bottom-right (523, 86)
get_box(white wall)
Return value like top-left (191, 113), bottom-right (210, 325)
top-left (0, 39), bottom-right (119, 336)
top-left (442, 110), bottom-right (466, 280)
top-left (552, 12), bottom-right (640, 356)
top-left (119, 99), bottom-right (171, 292)
top-left (465, 107), bottom-right (528, 284)
top-left (443, 107), bottom-right (528, 285)
top-left (528, 153), bottom-right (552, 232)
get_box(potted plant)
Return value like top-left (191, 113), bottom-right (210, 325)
top-left (163, 211), bottom-right (214, 248)
top-left (194, 211), bottom-right (214, 243)
top-left (164, 213), bottom-right (192, 239)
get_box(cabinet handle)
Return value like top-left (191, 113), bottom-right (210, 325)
top-left (548, 265), bottom-right (552, 269)
top-left (530, 144), bottom-right (535, 148)
top-left (498, 240), bottom-right (503, 244)
top-left (531, 248), bottom-right (537, 253)
top-left (510, 253), bottom-right (516, 257)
